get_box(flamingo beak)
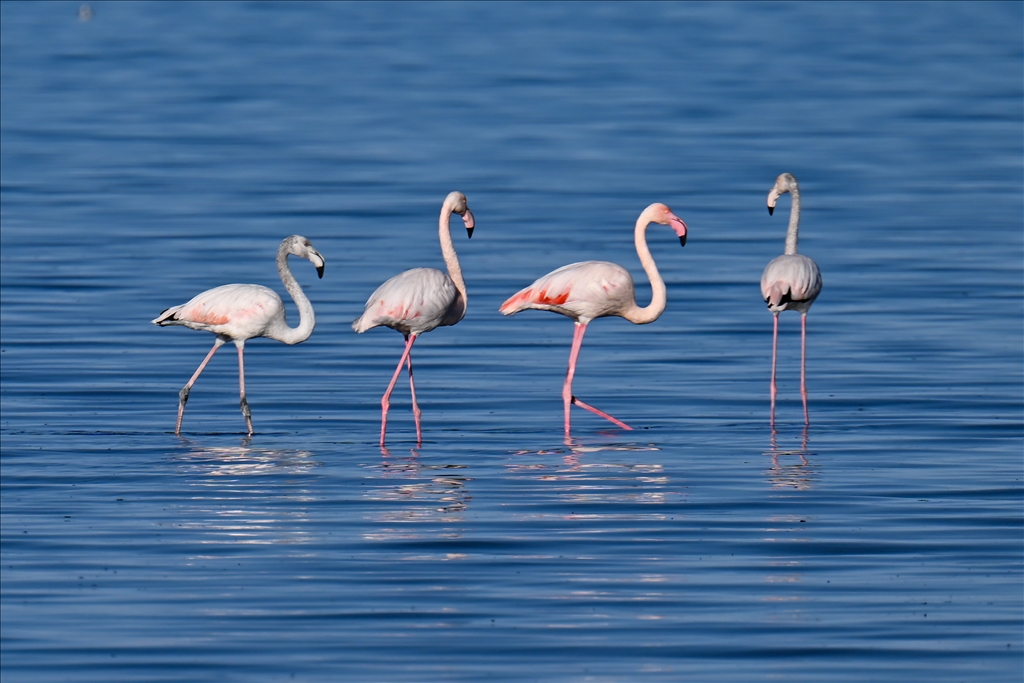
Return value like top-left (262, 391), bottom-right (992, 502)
top-left (670, 215), bottom-right (688, 247)
top-left (462, 208), bottom-right (475, 238)
top-left (312, 252), bottom-right (325, 279)
top-left (767, 188), bottom-right (779, 216)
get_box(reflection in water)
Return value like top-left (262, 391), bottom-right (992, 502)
top-left (169, 438), bottom-right (321, 545)
top-left (764, 427), bottom-right (816, 491)
top-left (361, 447), bottom-right (472, 540)
top-left (508, 438), bottom-right (682, 513)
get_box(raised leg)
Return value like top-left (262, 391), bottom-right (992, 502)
top-left (770, 313), bottom-right (779, 429)
top-left (380, 334), bottom-right (417, 446)
top-left (175, 338), bottom-right (225, 435)
top-left (800, 313), bottom-right (809, 425)
top-left (562, 323), bottom-right (632, 436)
top-left (404, 335), bottom-right (422, 445)
top-left (236, 342), bottom-right (253, 436)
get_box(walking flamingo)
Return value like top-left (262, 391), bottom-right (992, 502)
top-left (352, 191), bottom-right (475, 447)
top-left (499, 203), bottom-right (688, 437)
top-left (152, 235), bottom-right (325, 435)
top-left (761, 173), bottom-right (822, 428)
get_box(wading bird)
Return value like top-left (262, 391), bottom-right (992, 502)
top-left (153, 235), bottom-right (324, 435)
top-left (500, 203), bottom-right (688, 437)
top-left (761, 173), bottom-right (822, 427)
top-left (353, 191), bottom-right (475, 446)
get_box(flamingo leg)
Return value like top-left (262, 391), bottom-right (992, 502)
top-left (404, 334), bottom-right (422, 445)
top-left (562, 323), bottom-right (632, 435)
top-left (770, 313), bottom-right (779, 429)
top-left (800, 313), bottom-right (809, 425)
top-left (236, 342), bottom-right (253, 436)
top-left (175, 338), bottom-right (225, 435)
top-left (380, 333), bottom-right (417, 446)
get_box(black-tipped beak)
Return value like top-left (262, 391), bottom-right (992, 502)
top-left (768, 205), bottom-right (774, 216)
top-left (316, 264), bottom-right (324, 279)
top-left (466, 226), bottom-right (474, 239)
top-left (679, 234), bottom-right (687, 247)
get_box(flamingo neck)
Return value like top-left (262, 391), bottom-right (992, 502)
top-left (785, 185), bottom-right (801, 255)
top-left (623, 212), bottom-right (666, 325)
top-left (267, 245), bottom-right (315, 345)
top-left (439, 202), bottom-right (467, 304)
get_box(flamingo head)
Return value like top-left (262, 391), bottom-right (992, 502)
top-left (767, 172), bottom-right (798, 216)
top-left (285, 235), bottom-right (325, 279)
top-left (445, 191), bottom-right (475, 238)
top-left (645, 202), bottom-right (688, 247)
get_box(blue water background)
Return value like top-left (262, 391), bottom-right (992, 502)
top-left (2, 2), bottom-right (1022, 681)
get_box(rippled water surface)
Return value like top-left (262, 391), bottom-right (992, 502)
top-left (2, 2), bottom-right (1022, 682)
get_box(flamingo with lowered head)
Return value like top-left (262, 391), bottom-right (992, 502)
top-left (500, 203), bottom-right (688, 437)
top-left (152, 235), bottom-right (325, 435)
top-left (352, 191), bottom-right (475, 447)
top-left (761, 172), bottom-right (823, 427)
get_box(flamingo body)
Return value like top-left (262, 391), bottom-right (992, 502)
top-left (354, 191), bottom-right (475, 446)
top-left (353, 267), bottom-right (464, 336)
top-left (499, 260), bottom-right (635, 324)
top-left (153, 235), bottom-right (324, 435)
top-left (761, 254), bottom-right (821, 315)
top-left (500, 203), bottom-right (688, 437)
top-left (761, 173), bottom-right (822, 427)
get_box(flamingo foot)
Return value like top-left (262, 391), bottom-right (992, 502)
top-left (571, 396), bottom-right (633, 430)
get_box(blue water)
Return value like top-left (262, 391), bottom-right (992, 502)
top-left (2, 2), bottom-right (1021, 681)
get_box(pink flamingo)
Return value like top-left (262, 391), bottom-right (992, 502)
top-left (761, 173), bottom-right (823, 427)
top-left (499, 203), bottom-right (688, 437)
top-left (152, 235), bottom-right (325, 435)
top-left (353, 191), bottom-right (475, 446)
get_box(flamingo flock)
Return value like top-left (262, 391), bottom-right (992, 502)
top-left (154, 175), bottom-right (821, 443)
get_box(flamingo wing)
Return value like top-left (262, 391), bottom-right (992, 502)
top-left (353, 267), bottom-right (461, 335)
top-left (761, 254), bottom-right (822, 312)
top-left (500, 261), bottom-right (634, 323)
top-left (153, 283), bottom-right (284, 339)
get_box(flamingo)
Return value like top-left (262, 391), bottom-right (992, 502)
top-left (761, 172), bottom-right (823, 427)
top-left (152, 235), bottom-right (325, 436)
top-left (499, 203), bottom-right (688, 437)
top-left (353, 191), bottom-right (475, 447)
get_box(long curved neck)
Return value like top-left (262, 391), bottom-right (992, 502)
top-left (785, 185), bottom-right (801, 255)
top-left (268, 246), bottom-right (315, 344)
top-left (623, 214), bottom-right (666, 325)
top-left (439, 203), bottom-right (466, 303)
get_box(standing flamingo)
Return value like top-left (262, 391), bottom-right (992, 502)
top-left (761, 172), bottom-right (823, 427)
top-left (352, 191), bottom-right (475, 447)
top-left (499, 203), bottom-right (688, 437)
top-left (152, 235), bottom-right (325, 435)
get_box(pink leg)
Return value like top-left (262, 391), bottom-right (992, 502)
top-left (380, 334), bottom-right (417, 446)
top-left (800, 313), bottom-right (809, 425)
top-left (770, 313), bottom-right (779, 429)
top-left (236, 342), bottom-right (253, 436)
top-left (562, 323), bottom-right (632, 436)
top-left (175, 338), bottom-right (225, 435)
top-left (404, 336), bottom-right (422, 445)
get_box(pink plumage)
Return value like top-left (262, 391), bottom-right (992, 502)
top-left (500, 203), bottom-right (688, 437)
top-left (761, 173), bottom-right (823, 428)
top-left (353, 191), bottom-right (475, 447)
top-left (153, 235), bottom-right (325, 435)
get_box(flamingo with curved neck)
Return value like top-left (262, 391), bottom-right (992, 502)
top-left (352, 191), bottom-right (475, 446)
top-left (761, 172), bottom-right (823, 428)
top-left (153, 235), bottom-right (325, 435)
top-left (500, 202), bottom-right (688, 437)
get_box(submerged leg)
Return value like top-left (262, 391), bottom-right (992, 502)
top-left (405, 335), bottom-right (422, 445)
top-left (175, 338), bottom-right (225, 435)
top-left (236, 342), bottom-right (253, 436)
top-left (380, 334), bottom-right (417, 446)
top-left (562, 323), bottom-right (632, 435)
top-left (770, 313), bottom-right (779, 429)
top-left (800, 313), bottom-right (809, 425)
